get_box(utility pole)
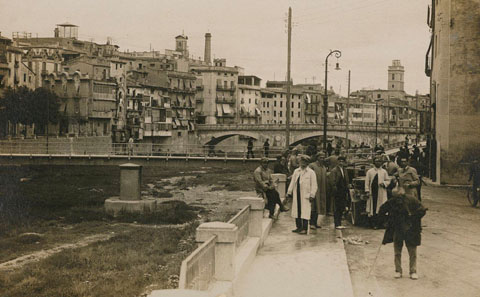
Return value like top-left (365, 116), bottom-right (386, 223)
top-left (346, 70), bottom-right (350, 150)
top-left (285, 7), bottom-right (292, 149)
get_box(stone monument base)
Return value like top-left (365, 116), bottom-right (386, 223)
top-left (105, 196), bottom-right (157, 217)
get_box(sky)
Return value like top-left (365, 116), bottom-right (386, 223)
top-left (0, 0), bottom-right (431, 96)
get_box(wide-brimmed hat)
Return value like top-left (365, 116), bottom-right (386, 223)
top-left (316, 152), bottom-right (326, 159)
top-left (298, 154), bottom-right (311, 162)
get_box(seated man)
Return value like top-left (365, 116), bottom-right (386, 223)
top-left (254, 158), bottom-right (289, 218)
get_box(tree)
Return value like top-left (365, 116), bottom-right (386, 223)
top-left (0, 87), bottom-right (60, 135)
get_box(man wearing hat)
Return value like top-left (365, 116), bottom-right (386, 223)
top-left (328, 155), bottom-right (350, 229)
top-left (287, 155), bottom-right (318, 234)
top-left (396, 158), bottom-right (420, 199)
top-left (379, 188), bottom-right (427, 280)
top-left (254, 157), bottom-right (289, 219)
top-left (365, 156), bottom-right (390, 229)
top-left (309, 152), bottom-right (328, 229)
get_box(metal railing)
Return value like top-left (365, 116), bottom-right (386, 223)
top-left (179, 235), bottom-right (217, 290)
top-left (227, 205), bottom-right (250, 247)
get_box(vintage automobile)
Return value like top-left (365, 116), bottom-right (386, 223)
top-left (346, 161), bottom-right (395, 226)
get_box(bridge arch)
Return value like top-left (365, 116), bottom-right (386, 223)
top-left (203, 131), bottom-right (260, 146)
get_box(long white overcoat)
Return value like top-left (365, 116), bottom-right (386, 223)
top-left (365, 167), bottom-right (389, 216)
top-left (287, 167), bottom-right (318, 220)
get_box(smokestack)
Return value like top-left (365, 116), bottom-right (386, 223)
top-left (204, 33), bottom-right (211, 65)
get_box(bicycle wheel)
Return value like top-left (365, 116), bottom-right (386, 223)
top-left (467, 188), bottom-right (479, 207)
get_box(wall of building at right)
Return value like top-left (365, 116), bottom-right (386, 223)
top-left (432, 0), bottom-right (480, 183)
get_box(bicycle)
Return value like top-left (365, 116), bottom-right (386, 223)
top-left (467, 185), bottom-right (479, 207)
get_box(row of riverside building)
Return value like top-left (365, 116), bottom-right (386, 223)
top-left (0, 23), bottom-right (427, 148)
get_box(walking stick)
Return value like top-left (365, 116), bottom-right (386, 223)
top-left (367, 243), bottom-right (383, 278)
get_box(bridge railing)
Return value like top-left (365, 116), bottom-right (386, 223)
top-left (0, 141), bottom-right (284, 158)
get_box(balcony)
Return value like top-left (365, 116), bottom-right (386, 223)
top-left (215, 112), bottom-right (235, 118)
top-left (215, 97), bottom-right (236, 104)
top-left (144, 130), bottom-right (172, 137)
top-left (216, 85), bottom-right (236, 92)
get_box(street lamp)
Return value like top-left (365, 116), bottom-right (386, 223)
top-left (375, 98), bottom-right (384, 150)
top-left (322, 49), bottom-right (341, 152)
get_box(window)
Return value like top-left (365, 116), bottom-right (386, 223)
top-left (280, 101), bottom-right (283, 108)
top-left (23, 74), bottom-right (26, 82)
top-left (263, 102), bottom-right (265, 107)
top-left (274, 111), bottom-right (277, 117)
top-left (291, 111), bottom-right (294, 117)
top-left (291, 102), bottom-right (294, 108)
top-left (392, 84), bottom-right (394, 88)
top-left (274, 101), bottom-right (277, 107)
top-left (267, 102), bottom-right (270, 108)
top-left (298, 102), bottom-right (300, 108)
top-left (377, 94), bottom-right (381, 99)
top-left (298, 111), bottom-right (301, 117)
top-left (280, 111), bottom-right (283, 117)
top-left (249, 98), bottom-right (251, 104)
top-left (392, 74), bottom-right (395, 80)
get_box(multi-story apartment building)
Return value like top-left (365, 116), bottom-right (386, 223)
top-left (424, 0), bottom-right (480, 183)
top-left (260, 84), bottom-right (305, 125)
top-left (238, 75), bottom-right (261, 124)
top-left (43, 71), bottom-right (116, 136)
top-left (191, 58), bottom-right (239, 125)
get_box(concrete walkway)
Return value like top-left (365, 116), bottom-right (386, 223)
top-left (235, 212), bottom-right (354, 297)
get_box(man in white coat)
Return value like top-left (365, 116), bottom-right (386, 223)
top-left (287, 155), bottom-right (318, 235)
top-left (365, 157), bottom-right (390, 229)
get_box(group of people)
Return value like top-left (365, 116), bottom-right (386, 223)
top-left (254, 146), bottom-right (427, 280)
top-left (247, 138), bottom-right (270, 159)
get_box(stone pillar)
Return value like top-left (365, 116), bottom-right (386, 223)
top-left (120, 163), bottom-right (142, 200)
top-left (105, 163), bottom-right (155, 216)
top-left (196, 222), bottom-right (238, 281)
top-left (238, 197), bottom-right (264, 237)
top-left (271, 173), bottom-right (287, 200)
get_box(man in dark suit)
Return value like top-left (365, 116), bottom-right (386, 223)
top-left (328, 156), bottom-right (350, 229)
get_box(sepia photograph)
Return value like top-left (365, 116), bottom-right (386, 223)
top-left (0, 0), bottom-right (479, 296)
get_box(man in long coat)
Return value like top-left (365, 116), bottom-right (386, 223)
top-left (365, 157), bottom-right (390, 229)
top-left (379, 189), bottom-right (427, 280)
top-left (287, 155), bottom-right (318, 234)
top-left (328, 156), bottom-right (350, 229)
top-left (309, 152), bottom-right (328, 229)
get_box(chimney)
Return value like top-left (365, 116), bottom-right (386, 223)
top-left (204, 33), bottom-right (211, 65)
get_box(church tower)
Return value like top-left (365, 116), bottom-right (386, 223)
top-left (175, 34), bottom-right (189, 58)
top-left (388, 60), bottom-right (404, 91)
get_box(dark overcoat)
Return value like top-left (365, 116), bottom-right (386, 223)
top-left (379, 194), bottom-right (427, 246)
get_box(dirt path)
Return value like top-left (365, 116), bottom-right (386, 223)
top-left (0, 233), bottom-right (115, 271)
top-left (344, 185), bottom-right (480, 297)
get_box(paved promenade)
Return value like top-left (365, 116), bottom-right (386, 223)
top-left (235, 212), bottom-right (354, 297)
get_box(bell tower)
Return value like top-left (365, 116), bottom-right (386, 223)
top-left (388, 60), bottom-right (404, 91)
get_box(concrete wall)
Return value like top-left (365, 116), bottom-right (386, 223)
top-left (432, 0), bottom-right (480, 183)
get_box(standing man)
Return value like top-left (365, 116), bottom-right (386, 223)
top-left (254, 158), bottom-right (289, 219)
top-left (309, 152), bottom-right (328, 229)
top-left (287, 155), bottom-right (317, 234)
top-left (264, 138), bottom-right (270, 158)
top-left (468, 159), bottom-right (480, 206)
top-left (208, 136), bottom-right (216, 157)
top-left (365, 157), bottom-right (390, 229)
top-left (379, 189), bottom-right (427, 280)
top-left (247, 138), bottom-right (255, 159)
top-left (396, 158), bottom-right (420, 199)
top-left (328, 156), bottom-right (350, 229)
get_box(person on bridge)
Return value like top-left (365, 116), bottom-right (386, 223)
top-left (309, 152), bottom-right (328, 229)
top-left (254, 158), bottom-right (289, 219)
top-left (395, 158), bottom-right (420, 199)
top-left (247, 138), bottom-right (255, 159)
top-left (379, 188), bottom-right (427, 280)
top-left (208, 136), bottom-right (216, 157)
top-left (365, 157), bottom-right (390, 229)
top-left (328, 156), bottom-right (350, 229)
top-left (263, 139), bottom-right (270, 158)
top-left (287, 155), bottom-right (317, 234)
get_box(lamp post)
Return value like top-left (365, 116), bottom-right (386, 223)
top-left (374, 98), bottom-right (384, 150)
top-left (322, 49), bottom-right (341, 152)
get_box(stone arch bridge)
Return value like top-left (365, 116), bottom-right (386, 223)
top-left (196, 124), bottom-right (417, 148)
